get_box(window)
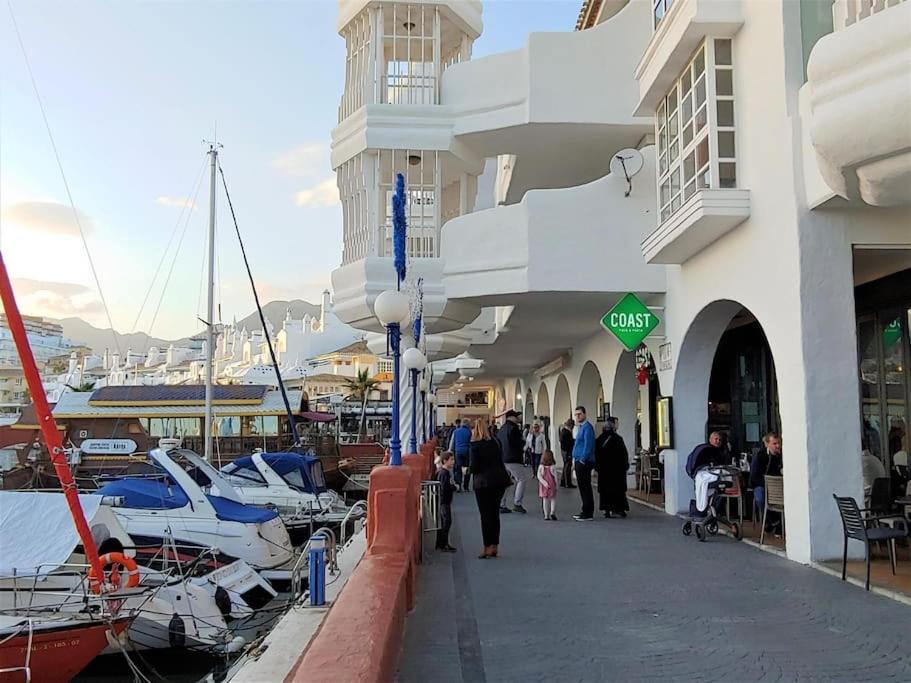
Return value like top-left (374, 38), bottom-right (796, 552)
top-left (656, 39), bottom-right (737, 223)
top-left (653, 0), bottom-right (675, 28)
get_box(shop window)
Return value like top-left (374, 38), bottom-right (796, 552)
top-left (656, 39), bottom-right (737, 223)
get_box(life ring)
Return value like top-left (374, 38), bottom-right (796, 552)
top-left (89, 552), bottom-right (140, 593)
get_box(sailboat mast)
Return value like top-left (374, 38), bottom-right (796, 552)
top-left (204, 144), bottom-right (218, 462)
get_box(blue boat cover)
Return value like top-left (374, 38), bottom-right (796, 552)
top-left (95, 478), bottom-right (189, 509)
top-left (95, 477), bottom-right (278, 523)
top-left (225, 452), bottom-right (326, 494)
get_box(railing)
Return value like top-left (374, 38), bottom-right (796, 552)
top-left (421, 480), bottom-right (441, 532)
top-left (291, 527), bottom-right (339, 600)
top-left (833, 0), bottom-right (906, 29)
top-left (339, 500), bottom-right (369, 545)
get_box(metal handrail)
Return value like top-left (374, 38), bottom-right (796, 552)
top-left (421, 480), bottom-right (441, 533)
top-left (339, 500), bottom-right (368, 546)
top-left (290, 527), bottom-right (339, 600)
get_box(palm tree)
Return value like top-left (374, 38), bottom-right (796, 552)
top-left (343, 369), bottom-right (379, 442)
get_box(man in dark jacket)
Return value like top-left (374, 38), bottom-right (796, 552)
top-left (559, 418), bottom-right (576, 488)
top-left (750, 432), bottom-right (783, 532)
top-left (498, 410), bottom-right (527, 513)
top-left (595, 418), bottom-right (630, 518)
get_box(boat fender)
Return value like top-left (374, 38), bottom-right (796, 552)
top-left (169, 612), bottom-right (187, 649)
top-left (214, 585), bottom-right (232, 616)
top-left (89, 552), bottom-right (141, 593)
top-left (226, 636), bottom-right (246, 654)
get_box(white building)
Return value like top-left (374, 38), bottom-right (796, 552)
top-left (328, 0), bottom-right (910, 565)
top-left (0, 315), bottom-right (75, 366)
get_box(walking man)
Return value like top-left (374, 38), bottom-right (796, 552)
top-left (559, 418), bottom-right (576, 488)
top-left (572, 406), bottom-right (596, 521)
top-left (450, 419), bottom-right (472, 491)
top-left (498, 410), bottom-right (527, 513)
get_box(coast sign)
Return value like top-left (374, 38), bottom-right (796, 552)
top-left (601, 293), bottom-right (659, 352)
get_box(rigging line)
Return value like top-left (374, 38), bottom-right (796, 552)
top-left (217, 160), bottom-right (300, 447)
top-left (7, 0), bottom-right (121, 356)
top-left (130, 156), bottom-right (208, 334)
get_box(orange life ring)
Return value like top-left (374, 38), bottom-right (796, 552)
top-left (89, 552), bottom-right (140, 593)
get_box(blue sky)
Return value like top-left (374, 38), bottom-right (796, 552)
top-left (0, 0), bottom-right (580, 339)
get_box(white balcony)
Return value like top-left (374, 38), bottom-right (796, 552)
top-left (441, 145), bottom-right (666, 305)
top-left (641, 188), bottom-right (750, 264)
top-left (803, 1), bottom-right (911, 206)
top-left (634, 0), bottom-right (743, 116)
top-left (440, 0), bottom-right (653, 202)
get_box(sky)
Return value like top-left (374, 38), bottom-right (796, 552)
top-left (0, 0), bottom-right (580, 340)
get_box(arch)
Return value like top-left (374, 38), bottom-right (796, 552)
top-left (524, 388), bottom-right (535, 425)
top-left (612, 351), bottom-right (639, 461)
top-left (553, 374), bottom-right (572, 433)
top-left (536, 382), bottom-right (552, 448)
top-left (576, 361), bottom-right (604, 425)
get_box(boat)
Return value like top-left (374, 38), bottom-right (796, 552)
top-left (93, 447), bottom-right (295, 574)
top-left (221, 451), bottom-right (365, 545)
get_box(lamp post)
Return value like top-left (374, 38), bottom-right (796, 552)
top-left (375, 290), bottom-right (410, 466)
top-left (419, 374), bottom-right (429, 442)
top-left (403, 347), bottom-right (427, 454)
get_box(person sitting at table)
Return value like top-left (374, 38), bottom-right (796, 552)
top-left (750, 432), bottom-right (782, 534)
top-left (861, 444), bottom-right (886, 498)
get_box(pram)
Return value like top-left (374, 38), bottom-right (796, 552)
top-left (681, 443), bottom-right (743, 542)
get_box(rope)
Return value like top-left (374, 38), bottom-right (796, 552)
top-left (217, 161), bottom-right (299, 446)
top-left (6, 1), bottom-right (121, 358)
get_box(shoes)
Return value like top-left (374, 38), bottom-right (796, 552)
top-left (550, 514), bottom-right (558, 521)
top-left (443, 546), bottom-right (457, 553)
top-left (499, 506), bottom-right (512, 514)
top-left (513, 505), bottom-right (527, 514)
top-left (567, 485), bottom-right (577, 489)
top-left (603, 511), bottom-right (613, 518)
top-left (618, 511), bottom-right (627, 518)
top-left (542, 515), bottom-right (550, 521)
top-left (573, 515), bottom-right (593, 521)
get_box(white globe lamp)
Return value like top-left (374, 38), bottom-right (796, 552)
top-left (403, 347), bottom-right (427, 372)
top-left (374, 290), bottom-right (410, 327)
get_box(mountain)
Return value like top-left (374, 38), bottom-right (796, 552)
top-left (55, 299), bottom-right (322, 355)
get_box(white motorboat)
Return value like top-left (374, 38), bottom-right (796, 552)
top-left (0, 491), bottom-right (277, 654)
top-left (93, 448), bottom-right (295, 573)
top-left (220, 452), bottom-right (365, 544)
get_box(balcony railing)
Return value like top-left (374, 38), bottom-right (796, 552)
top-left (833, 0), bottom-right (906, 29)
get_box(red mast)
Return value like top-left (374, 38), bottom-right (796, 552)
top-left (0, 251), bottom-right (106, 589)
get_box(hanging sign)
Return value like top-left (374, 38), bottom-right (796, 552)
top-left (600, 293), bottom-right (660, 352)
top-left (659, 342), bottom-right (673, 371)
top-left (79, 438), bottom-right (138, 455)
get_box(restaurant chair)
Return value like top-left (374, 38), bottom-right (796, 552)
top-left (721, 473), bottom-right (743, 525)
top-left (868, 477), bottom-right (908, 535)
top-left (833, 494), bottom-right (907, 590)
top-left (759, 475), bottom-right (785, 545)
top-left (640, 453), bottom-right (661, 501)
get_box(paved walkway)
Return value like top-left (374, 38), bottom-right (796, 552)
top-left (397, 484), bottom-right (911, 682)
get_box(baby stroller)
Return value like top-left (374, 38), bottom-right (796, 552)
top-left (681, 443), bottom-right (743, 542)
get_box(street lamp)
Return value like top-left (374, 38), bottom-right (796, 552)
top-left (375, 290), bottom-right (410, 466)
top-left (403, 346), bottom-right (427, 454)
top-left (419, 374), bottom-right (430, 442)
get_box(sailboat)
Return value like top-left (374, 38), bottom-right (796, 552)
top-left (0, 254), bottom-right (139, 681)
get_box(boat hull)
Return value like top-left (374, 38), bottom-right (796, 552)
top-left (0, 618), bottom-right (129, 682)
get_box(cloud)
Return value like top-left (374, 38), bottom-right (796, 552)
top-left (11, 278), bottom-right (103, 319)
top-left (272, 143), bottom-right (330, 178)
top-left (155, 196), bottom-right (196, 210)
top-left (294, 178), bottom-right (339, 208)
top-left (1, 201), bottom-right (92, 236)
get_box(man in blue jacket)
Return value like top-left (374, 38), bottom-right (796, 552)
top-left (449, 419), bottom-right (473, 491)
top-left (572, 406), bottom-right (596, 521)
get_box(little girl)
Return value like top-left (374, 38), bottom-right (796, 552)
top-left (537, 449), bottom-right (558, 520)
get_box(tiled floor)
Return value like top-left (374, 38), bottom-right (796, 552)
top-left (398, 492), bottom-right (911, 682)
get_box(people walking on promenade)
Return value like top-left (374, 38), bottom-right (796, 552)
top-left (559, 418), bottom-right (576, 488)
top-left (498, 410), bottom-right (528, 513)
top-left (435, 452), bottom-right (457, 552)
top-left (595, 417), bottom-right (630, 518)
top-left (469, 419), bottom-right (511, 559)
top-left (525, 422), bottom-right (546, 478)
top-left (572, 406), bottom-right (596, 521)
top-left (537, 449), bottom-right (559, 520)
top-left (449, 419), bottom-right (472, 491)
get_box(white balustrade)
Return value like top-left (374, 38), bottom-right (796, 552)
top-left (833, 0), bottom-right (906, 30)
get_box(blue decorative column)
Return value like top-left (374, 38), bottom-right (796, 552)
top-left (389, 323), bottom-right (402, 466)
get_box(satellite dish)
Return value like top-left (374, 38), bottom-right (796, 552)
top-left (610, 148), bottom-right (644, 197)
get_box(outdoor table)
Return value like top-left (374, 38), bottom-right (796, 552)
top-left (894, 496), bottom-right (911, 506)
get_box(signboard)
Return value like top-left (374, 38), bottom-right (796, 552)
top-left (600, 293), bottom-right (660, 352)
top-left (659, 342), bottom-right (673, 371)
top-left (79, 439), bottom-right (137, 455)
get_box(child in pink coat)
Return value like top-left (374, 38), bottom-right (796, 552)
top-left (537, 449), bottom-right (558, 520)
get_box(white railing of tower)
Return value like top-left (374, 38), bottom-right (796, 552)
top-left (833, 0), bottom-right (905, 29)
top-left (340, 154), bottom-right (370, 265)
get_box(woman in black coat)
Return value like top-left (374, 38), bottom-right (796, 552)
top-left (595, 418), bottom-right (630, 518)
top-left (469, 419), bottom-right (510, 559)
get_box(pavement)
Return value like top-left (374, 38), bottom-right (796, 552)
top-left (396, 480), bottom-right (911, 682)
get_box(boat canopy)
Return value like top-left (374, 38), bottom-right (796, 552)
top-left (0, 491), bottom-right (103, 578)
top-left (95, 477), bottom-right (279, 524)
top-left (226, 452), bottom-right (327, 494)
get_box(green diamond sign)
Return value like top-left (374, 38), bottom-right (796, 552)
top-left (600, 293), bottom-right (659, 351)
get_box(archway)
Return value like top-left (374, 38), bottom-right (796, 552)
top-left (553, 374), bottom-right (572, 434)
top-left (671, 301), bottom-right (781, 547)
top-left (612, 350), bottom-right (639, 469)
top-left (514, 379), bottom-right (524, 416)
top-left (537, 383), bottom-right (552, 449)
top-left (524, 388), bottom-right (535, 427)
top-left (577, 361), bottom-right (604, 426)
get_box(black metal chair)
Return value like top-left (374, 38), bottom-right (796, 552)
top-left (833, 494), bottom-right (907, 590)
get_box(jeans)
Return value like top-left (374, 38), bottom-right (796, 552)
top-left (456, 452), bottom-right (470, 490)
top-left (475, 487), bottom-right (504, 546)
top-left (574, 460), bottom-right (594, 518)
top-left (503, 463), bottom-right (526, 506)
top-left (754, 486), bottom-right (780, 529)
top-left (530, 452), bottom-right (542, 477)
top-left (436, 503), bottom-right (452, 549)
